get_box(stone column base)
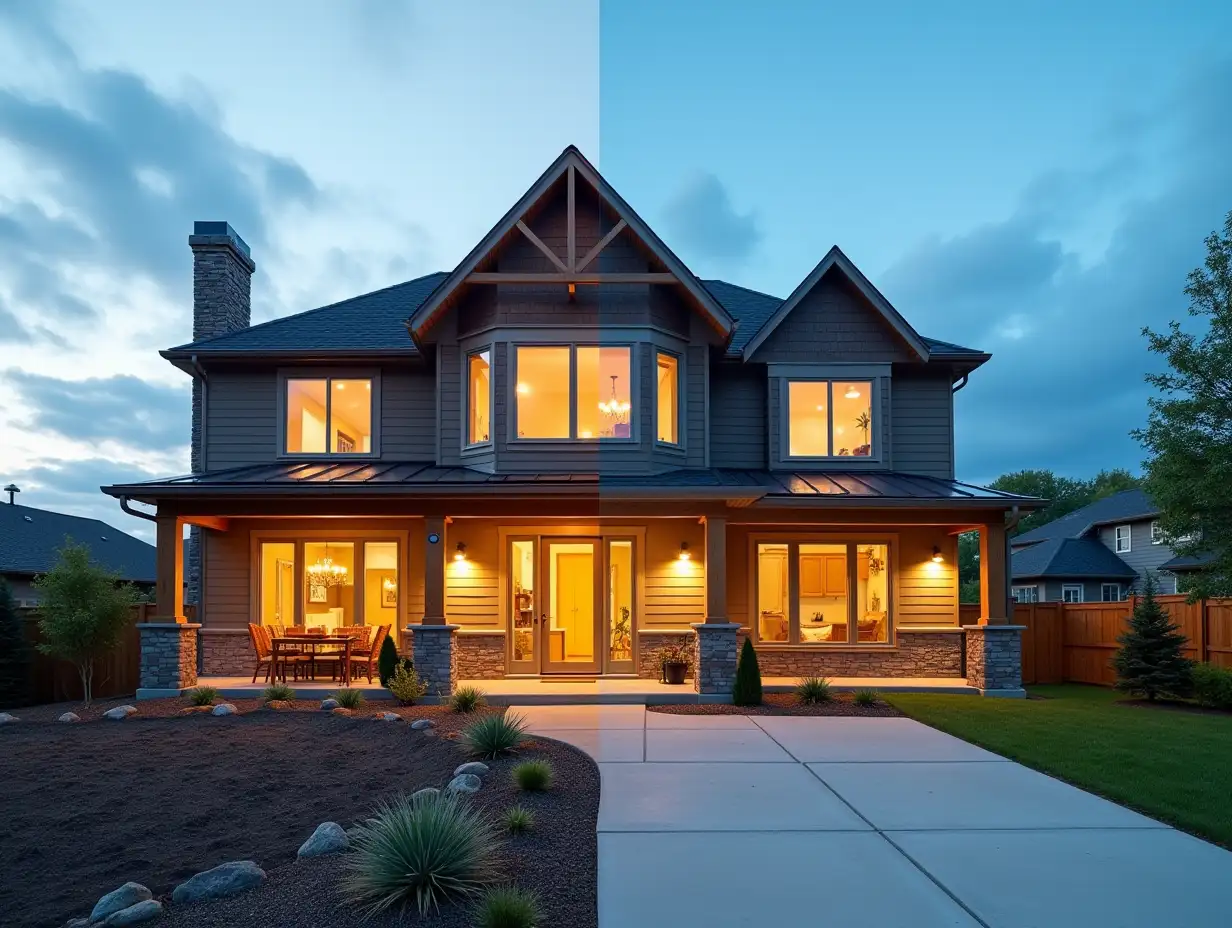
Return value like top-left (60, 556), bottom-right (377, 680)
top-left (406, 624), bottom-right (459, 700)
top-left (963, 625), bottom-right (1026, 697)
top-left (692, 623), bottom-right (740, 703)
top-left (138, 623), bottom-right (201, 698)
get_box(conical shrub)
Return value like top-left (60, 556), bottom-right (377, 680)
top-left (378, 634), bottom-right (400, 687)
top-left (732, 637), bottom-right (762, 706)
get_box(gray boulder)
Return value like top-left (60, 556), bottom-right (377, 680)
top-left (103, 899), bottom-right (163, 926)
top-left (58, 712), bottom-right (81, 723)
top-left (321, 698), bottom-right (339, 710)
top-left (379, 711), bottom-right (399, 722)
top-left (411, 787), bottom-right (440, 803)
top-left (297, 821), bottom-right (348, 858)
top-left (211, 703), bottom-right (237, 716)
top-left (90, 883), bottom-right (152, 922)
top-left (171, 860), bottom-right (266, 904)
top-left (0, 712), bottom-right (17, 724)
top-left (454, 761), bottom-right (489, 777)
top-left (446, 773), bottom-right (482, 794)
top-left (102, 705), bottom-right (136, 720)
top-left (410, 718), bottom-right (435, 730)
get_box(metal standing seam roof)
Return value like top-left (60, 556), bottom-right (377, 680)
top-left (0, 503), bottom-right (157, 581)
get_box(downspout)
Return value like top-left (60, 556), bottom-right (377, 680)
top-left (119, 496), bottom-right (157, 523)
top-left (1005, 504), bottom-right (1022, 621)
top-left (951, 373), bottom-right (969, 393)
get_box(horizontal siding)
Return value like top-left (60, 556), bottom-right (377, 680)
top-left (205, 370), bottom-right (278, 468)
top-left (202, 528), bottom-right (251, 630)
top-left (897, 530), bottom-right (959, 626)
top-left (381, 370), bottom-right (436, 458)
top-left (446, 521), bottom-right (500, 628)
top-left (643, 520), bottom-right (705, 628)
top-left (891, 373), bottom-right (953, 478)
top-left (709, 365), bottom-right (767, 468)
top-left (1096, 521), bottom-right (1177, 594)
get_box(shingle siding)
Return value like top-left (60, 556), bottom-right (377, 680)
top-left (709, 365), bottom-right (767, 469)
top-left (890, 372), bottom-right (954, 478)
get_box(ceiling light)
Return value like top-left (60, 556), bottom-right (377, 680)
top-left (845, 386), bottom-right (861, 399)
top-left (336, 383), bottom-right (346, 390)
top-left (516, 382), bottom-right (531, 395)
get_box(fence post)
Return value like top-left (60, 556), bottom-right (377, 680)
top-left (1199, 598), bottom-right (1209, 665)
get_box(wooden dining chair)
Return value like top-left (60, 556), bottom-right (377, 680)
top-left (349, 624), bottom-right (389, 684)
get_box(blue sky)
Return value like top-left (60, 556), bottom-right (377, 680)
top-left (0, 0), bottom-right (1229, 538)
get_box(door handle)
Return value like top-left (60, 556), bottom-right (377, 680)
top-left (539, 613), bottom-right (546, 625)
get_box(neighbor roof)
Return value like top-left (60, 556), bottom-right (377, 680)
top-left (1010, 489), bottom-right (1158, 548)
top-left (0, 502), bottom-right (156, 582)
top-left (1011, 536), bottom-right (1138, 581)
top-left (1159, 552), bottom-right (1217, 572)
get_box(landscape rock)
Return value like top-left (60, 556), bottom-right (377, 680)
top-left (171, 860), bottom-right (266, 905)
top-left (211, 703), bottom-right (237, 716)
top-left (90, 882), bottom-right (152, 922)
top-left (378, 711), bottom-right (400, 722)
top-left (331, 707), bottom-right (353, 716)
top-left (454, 761), bottom-right (489, 777)
top-left (179, 705), bottom-right (213, 714)
top-left (411, 787), bottom-right (440, 803)
top-left (410, 718), bottom-right (435, 730)
top-left (265, 699), bottom-right (292, 710)
top-left (298, 821), bottom-right (348, 858)
top-left (103, 899), bottom-right (163, 926)
top-left (446, 773), bottom-right (482, 794)
top-left (0, 712), bottom-right (18, 724)
top-left (320, 698), bottom-right (339, 710)
top-left (59, 712), bottom-right (81, 723)
top-left (102, 706), bottom-right (136, 721)
top-left (422, 729), bottom-right (438, 738)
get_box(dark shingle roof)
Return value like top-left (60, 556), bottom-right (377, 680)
top-left (1010, 489), bottom-right (1158, 547)
top-left (166, 272), bottom-right (982, 361)
top-left (1011, 537), bottom-right (1138, 580)
top-left (0, 503), bottom-right (156, 581)
top-left (1159, 553), bottom-right (1216, 572)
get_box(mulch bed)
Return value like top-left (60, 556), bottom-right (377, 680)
top-left (0, 702), bottom-right (598, 928)
top-left (649, 692), bottom-right (902, 716)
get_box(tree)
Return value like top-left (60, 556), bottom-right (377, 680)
top-left (732, 637), bottom-right (762, 707)
top-left (958, 532), bottom-right (981, 604)
top-left (0, 579), bottom-right (33, 708)
top-left (377, 634), bottom-right (400, 687)
top-left (33, 540), bottom-right (138, 705)
top-left (1113, 573), bottom-right (1192, 700)
top-left (1136, 211), bottom-right (1232, 599)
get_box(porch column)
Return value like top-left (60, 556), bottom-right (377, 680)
top-left (704, 515), bottom-right (727, 623)
top-left (693, 515), bottom-right (740, 701)
top-left (407, 516), bottom-right (458, 699)
top-left (978, 520), bottom-right (1008, 624)
top-left (139, 512), bottom-right (200, 698)
top-left (964, 517), bottom-right (1025, 697)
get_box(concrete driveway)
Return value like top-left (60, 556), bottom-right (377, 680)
top-left (512, 705), bottom-right (1232, 928)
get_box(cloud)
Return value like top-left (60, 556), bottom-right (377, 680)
top-left (662, 172), bottom-right (761, 264)
top-left (4, 370), bottom-right (189, 451)
top-left (348, 0), bottom-right (417, 71)
top-left (9, 457), bottom-right (165, 542)
top-left (882, 62), bottom-right (1232, 484)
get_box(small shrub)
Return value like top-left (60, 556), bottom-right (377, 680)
top-left (341, 790), bottom-right (500, 916)
top-left (462, 712), bottom-right (528, 759)
top-left (795, 676), bottom-right (832, 705)
top-left (377, 635), bottom-right (401, 687)
top-left (511, 759), bottom-right (552, 792)
top-left (473, 885), bottom-right (541, 928)
top-left (333, 687), bottom-right (365, 710)
top-left (853, 688), bottom-right (880, 708)
top-left (0, 578), bottom-right (32, 709)
top-left (188, 686), bottom-right (219, 707)
top-left (503, 806), bottom-right (534, 835)
top-left (732, 638), bottom-right (763, 706)
top-left (388, 663), bottom-right (429, 705)
top-left (451, 685), bottom-right (487, 714)
top-left (263, 683), bottom-right (295, 702)
top-left (1192, 662), bottom-right (1232, 711)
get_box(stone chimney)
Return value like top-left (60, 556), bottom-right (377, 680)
top-left (186, 221), bottom-right (254, 605)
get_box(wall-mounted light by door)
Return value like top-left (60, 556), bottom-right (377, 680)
top-left (678, 542), bottom-right (691, 561)
top-left (455, 542), bottom-right (468, 562)
top-left (931, 545), bottom-right (943, 564)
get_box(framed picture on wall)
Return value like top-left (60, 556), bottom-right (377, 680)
top-left (308, 582), bottom-right (328, 604)
top-left (382, 580), bottom-right (397, 607)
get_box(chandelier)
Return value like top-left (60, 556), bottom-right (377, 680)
top-left (307, 544), bottom-right (349, 588)
top-left (598, 374), bottom-right (631, 424)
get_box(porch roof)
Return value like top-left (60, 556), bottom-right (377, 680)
top-left (102, 462), bottom-right (1043, 509)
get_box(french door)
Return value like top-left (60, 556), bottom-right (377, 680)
top-left (541, 538), bottom-right (602, 674)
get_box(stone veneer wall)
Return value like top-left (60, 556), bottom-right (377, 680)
top-left (200, 629), bottom-right (254, 676)
top-left (453, 632), bottom-right (507, 679)
top-left (693, 624), bottom-right (740, 696)
top-left (963, 625), bottom-right (1024, 692)
top-left (736, 629), bottom-right (965, 678)
top-left (408, 625), bottom-right (459, 698)
top-left (637, 631), bottom-right (694, 679)
top-left (139, 624), bottom-right (200, 690)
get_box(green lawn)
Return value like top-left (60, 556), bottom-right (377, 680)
top-left (887, 684), bottom-right (1232, 848)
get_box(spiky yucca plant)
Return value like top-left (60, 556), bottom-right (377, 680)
top-left (263, 683), bottom-right (295, 702)
top-left (503, 806), bottom-right (534, 835)
top-left (795, 676), bottom-right (832, 705)
top-left (853, 688), bottom-right (879, 708)
top-left (511, 759), bottom-right (552, 792)
top-left (450, 685), bottom-right (486, 713)
top-left (188, 686), bottom-right (219, 707)
top-left (462, 712), bottom-right (528, 759)
top-left (473, 885), bottom-right (541, 928)
top-left (333, 687), bottom-right (365, 710)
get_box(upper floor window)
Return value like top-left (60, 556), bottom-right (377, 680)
top-left (1114, 524), bottom-right (1131, 553)
top-left (285, 377), bottom-right (372, 455)
top-left (467, 349), bottom-right (491, 446)
top-left (515, 345), bottom-right (633, 440)
top-left (656, 352), bottom-right (679, 445)
top-left (787, 380), bottom-right (873, 458)
top-left (1150, 521), bottom-right (1163, 544)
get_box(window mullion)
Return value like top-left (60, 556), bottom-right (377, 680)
top-left (324, 378), bottom-right (333, 454)
top-left (788, 541), bottom-right (800, 644)
top-left (569, 346), bottom-right (578, 439)
top-left (847, 543), bottom-right (858, 644)
top-left (826, 382), bottom-right (834, 458)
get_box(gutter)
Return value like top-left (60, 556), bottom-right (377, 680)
top-left (119, 496), bottom-right (157, 523)
top-left (952, 373), bottom-right (969, 393)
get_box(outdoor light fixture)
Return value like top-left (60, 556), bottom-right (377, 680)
top-left (931, 546), bottom-right (943, 564)
top-left (678, 542), bottom-right (691, 561)
top-left (455, 542), bottom-right (468, 562)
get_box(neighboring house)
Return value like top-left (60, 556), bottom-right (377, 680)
top-left (0, 498), bottom-right (157, 604)
top-left (1009, 488), bottom-right (1195, 603)
top-left (102, 146), bottom-right (1041, 697)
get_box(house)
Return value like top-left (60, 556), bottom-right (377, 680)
top-left (1009, 488), bottom-right (1194, 603)
top-left (0, 495), bottom-right (157, 604)
top-left (101, 146), bottom-right (1042, 699)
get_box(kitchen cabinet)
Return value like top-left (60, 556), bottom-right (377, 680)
top-left (800, 555), bottom-right (847, 597)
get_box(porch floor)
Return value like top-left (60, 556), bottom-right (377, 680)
top-left (189, 675), bottom-right (976, 704)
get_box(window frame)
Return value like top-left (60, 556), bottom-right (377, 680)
top-left (1150, 521), bottom-right (1163, 545)
top-left (510, 342), bottom-right (639, 443)
top-left (1101, 582), bottom-right (1122, 602)
top-left (654, 349), bottom-right (682, 448)
top-left (463, 344), bottom-right (494, 450)
top-left (750, 533), bottom-right (895, 647)
top-left (1114, 524), bottom-right (1132, 553)
top-left (1061, 583), bottom-right (1084, 603)
top-left (277, 369), bottom-right (380, 460)
top-left (1011, 585), bottom-right (1039, 604)
top-left (781, 377), bottom-right (881, 463)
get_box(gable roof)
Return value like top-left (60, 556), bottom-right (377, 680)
top-left (0, 502), bottom-right (156, 582)
top-left (1010, 489), bottom-right (1158, 548)
top-left (1011, 536), bottom-right (1139, 581)
top-left (739, 246), bottom-right (931, 362)
top-left (406, 146), bottom-right (734, 342)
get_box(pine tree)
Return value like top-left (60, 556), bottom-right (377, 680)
top-left (377, 634), bottom-right (400, 687)
top-left (0, 578), bottom-right (33, 709)
top-left (1113, 573), bottom-right (1193, 700)
top-left (732, 637), bottom-right (763, 707)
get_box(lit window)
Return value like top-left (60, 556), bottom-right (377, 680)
top-left (578, 346), bottom-right (632, 439)
top-left (285, 377), bottom-right (373, 454)
top-left (515, 345), bottom-right (633, 440)
top-left (787, 380), bottom-right (873, 458)
top-left (467, 350), bottom-right (491, 445)
top-left (1114, 525), bottom-right (1131, 553)
top-left (515, 347), bottom-right (570, 438)
top-left (656, 352), bottom-right (679, 444)
top-left (1061, 584), bottom-right (1083, 603)
top-left (259, 542), bottom-right (295, 626)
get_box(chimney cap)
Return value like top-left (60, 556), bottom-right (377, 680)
top-left (191, 221), bottom-right (251, 258)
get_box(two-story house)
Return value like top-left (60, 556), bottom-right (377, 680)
top-left (103, 147), bottom-right (1040, 699)
top-left (1010, 488), bottom-right (1204, 602)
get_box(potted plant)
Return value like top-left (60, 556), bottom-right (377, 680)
top-left (658, 641), bottom-right (691, 685)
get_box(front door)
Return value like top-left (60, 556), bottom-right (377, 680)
top-left (541, 538), bottom-right (601, 674)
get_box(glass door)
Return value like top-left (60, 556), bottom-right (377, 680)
top-left (606, 539), bottom-right (635, 673)
top-left (541, 538), bottom-right (601, 674)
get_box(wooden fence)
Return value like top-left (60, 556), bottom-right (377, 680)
top-left (960, 596), bottom-right (1232, 686)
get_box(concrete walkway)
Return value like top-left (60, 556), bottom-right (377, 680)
top-left (512, 705), bottom-right (1232, 928)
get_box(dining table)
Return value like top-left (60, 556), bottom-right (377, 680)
top-left (270, 635), bottom-right (353, 686)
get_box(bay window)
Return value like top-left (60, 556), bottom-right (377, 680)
top-left (656, 351), bottom-right (679, 444)
top-left (284, 375), bottom-right (373, 455)
top-left (787, 380), bottom-right (874, 458)
top-left (514, 344), bottom-right (633, 440)
top-left (467, 349), bottom-right (491, 446)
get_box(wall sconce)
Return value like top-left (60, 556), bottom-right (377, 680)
top-left (455, 542), bottom-right (468, 562)
top-left (931, 545), bottom-right (943, 564)
top-left (678, 542), bottom-right (691, 561)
